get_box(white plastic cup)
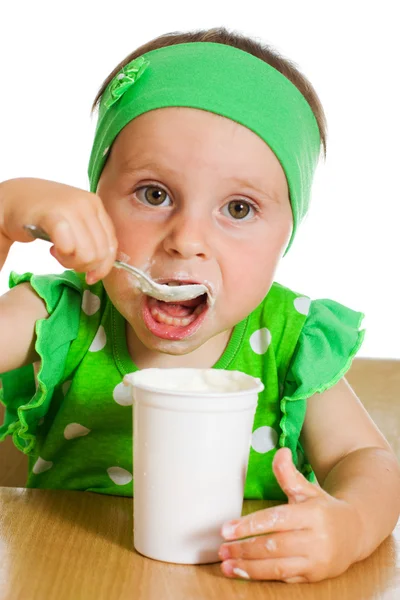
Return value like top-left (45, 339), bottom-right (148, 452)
top-left (124, 368), bottom-right (264, 564)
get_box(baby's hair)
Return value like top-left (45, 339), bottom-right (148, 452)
top-left (92, 27), bottom-right (327, 157)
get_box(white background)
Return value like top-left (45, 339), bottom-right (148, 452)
top-left (0, 1), bottom-right (399, 357)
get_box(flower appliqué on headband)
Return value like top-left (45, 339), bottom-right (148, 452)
top-left (104, 56), bottom-right (149, 109)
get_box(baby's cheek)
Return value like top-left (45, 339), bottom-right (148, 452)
top-left (224, 262), bottom-right (273, 319)
top-left (115, 226), bottom-right (155, 269)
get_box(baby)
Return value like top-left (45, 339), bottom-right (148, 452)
top-left (0, 28), bottom-right (399, 583)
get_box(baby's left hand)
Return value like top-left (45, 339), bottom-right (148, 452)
top-left (219, 447), bottom-right (363, 583)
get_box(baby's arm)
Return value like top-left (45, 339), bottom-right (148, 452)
top-left (300, 377), bottom-right (400, 560)
top-left (0, 177), bottom-right (118, 373)
top-left (218, 378), bottom-right (400, 582)
top-left (0, 283), bottom-right (48, 373)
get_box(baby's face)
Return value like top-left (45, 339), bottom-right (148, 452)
top-left (97, 107), bottom-right (292, 360)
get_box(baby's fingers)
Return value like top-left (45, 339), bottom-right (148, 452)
top-left (219, 530), bottom-right (311, 562)
top-left (41, 211), bottom-right (116, 279)
top-left (96, 207), bottom-right (118, 257)
top-left (221, 556), bottom-right (309, 583)
top-left (38, 215), bottom-right (76, 255)
top-left (221, 503), bottom-right (308, 541)
top-left (49, 224), bottom-right (107, 276)
top-left (69, 218), bottom-right (107, 269)
top-left (85, 209), bottom-right (118, 283)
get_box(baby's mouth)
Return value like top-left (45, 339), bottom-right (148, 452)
top-left (142, 281), bottom-right (209, 341)
top-left (147, 293), bottom-right (207, 327)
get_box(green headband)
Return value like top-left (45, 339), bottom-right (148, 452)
top-left (88, 42), bottom-right (321, 248)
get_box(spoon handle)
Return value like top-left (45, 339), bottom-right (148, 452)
top-left (113, 260), bottom-right (151, 284)
top-left (24, 224), bottom-right (51, 242)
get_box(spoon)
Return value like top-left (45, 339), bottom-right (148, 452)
top-left (23, 225), bottom-right (209, 303)
top-left (112, 260), bottom-right (209, 302)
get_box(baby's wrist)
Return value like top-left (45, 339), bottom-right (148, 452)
top-left (337, 496), bottom-right (368, 563)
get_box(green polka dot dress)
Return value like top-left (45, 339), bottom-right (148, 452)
top-left (0, 271), bottom-right (364, 500)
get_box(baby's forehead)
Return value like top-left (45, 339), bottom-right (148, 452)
top-left (112, 107), bottom-right (282, 169)
top-left (115, 106), bottom-right (255, 142)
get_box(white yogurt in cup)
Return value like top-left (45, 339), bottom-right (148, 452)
top-left (124, 368), bottom-right (264, 564)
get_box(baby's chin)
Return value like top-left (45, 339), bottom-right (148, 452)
top-left (129, 314), bottom-right (231, 367)
top-left (138, 327), bottom-right (208, 356)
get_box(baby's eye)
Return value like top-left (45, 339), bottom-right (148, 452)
top-left (222, 200), bottom-right (256, 221)
top-left (135, 185), bottom-right (171, 207)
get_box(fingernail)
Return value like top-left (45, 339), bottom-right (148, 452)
top-left (233, 567), bottom-right (250, 580)
top-left (222, 521), bottom-right (239, 540)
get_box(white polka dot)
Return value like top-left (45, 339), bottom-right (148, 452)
top-left (113, 382), bottom-right (133, 406)
top-left (82, 290), bottom-right (101, 316)
top-left (62, 380), bottom-right (72, 396)
top-left (249, 328), bottom-right (271, 355)
top-left (294, 296), bottom-right (311, 316)
top-left (102, 146), bottom-right (110, 157)
top-left (89, 326), bottom-right (107, 352)
top-left (107, 466), bottom-right (133, 486)
top-left (117, 73), bottom-right (125, 80)
top-left (33, 457), bottom-right (53, 474)
top-left (64, 423), bottom-right (91, 440)
top-left (251, 426), bottom-right (278, 454)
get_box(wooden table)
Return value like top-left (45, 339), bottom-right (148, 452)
top-left (0, 488), bottom-right (399, 600)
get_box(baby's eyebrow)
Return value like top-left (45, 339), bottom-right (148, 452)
top-left (229, 176), bottom-right (283, 205)
top-left (118, 160), bottom-right (178, 179)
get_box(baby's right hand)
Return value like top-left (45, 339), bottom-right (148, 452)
top-left (0, 178), bottom-right (118, 283)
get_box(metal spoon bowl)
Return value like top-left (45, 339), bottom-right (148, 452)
top-left (113, 260), bottom-right (208, 302)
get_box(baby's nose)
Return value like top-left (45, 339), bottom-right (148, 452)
top-left (162, 215), bottom-right (211, 260)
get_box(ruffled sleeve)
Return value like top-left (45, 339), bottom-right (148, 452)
top-left (279, 298), bottom-right (365, 478)
top-left (0, 270), bottom-right (85, 454)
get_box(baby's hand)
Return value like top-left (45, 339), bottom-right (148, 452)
top-left (219, 447), bottom-right (363, 583)
top-left (0, 178), bottom-right (117, 283)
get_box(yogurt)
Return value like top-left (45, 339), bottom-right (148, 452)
top-left (124, 368), bottom-right (262, 394)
